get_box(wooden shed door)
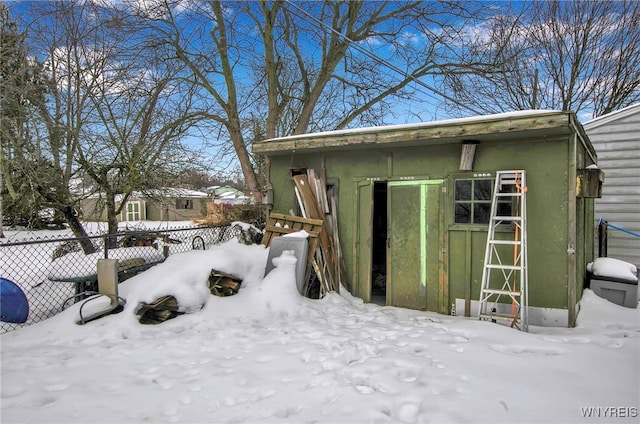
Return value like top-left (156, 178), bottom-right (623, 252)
top-left (354, 180), bottom-right (374, 302)
top-left (387, 180), bottom-right (443, 311)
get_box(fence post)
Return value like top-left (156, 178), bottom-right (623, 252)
top-left (598, 220), bottom-right (607, 258)
top-left (97, 258), bottom-right (119, 307)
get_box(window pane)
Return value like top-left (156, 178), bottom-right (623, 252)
top-left (455, 180), bottom-right (471, 200)
top-left (473, 203), bottom-right (491, 224)
top-left (455, 203), bottom-right (471, 223)
top-left (474, 179), bottom-right (493, 200)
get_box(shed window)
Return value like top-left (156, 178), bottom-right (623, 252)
top-left (176, 199), bottom-right (194, 210)
top-left (454, 178), bottom-right (512, 224)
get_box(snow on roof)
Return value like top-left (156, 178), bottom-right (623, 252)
top-left (214, 186), bottom-right (240, 194)
top-left (583, 103), bottom-right (640, 130)
top-left (115, 188), bottom-right (209, 202)
top-left (159, 188), bottom-right (209, 198)
top-left (219, 191), bottom-right (250, 200)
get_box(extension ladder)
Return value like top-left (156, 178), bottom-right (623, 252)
top-left (478, 170), bottom-right (529, 331)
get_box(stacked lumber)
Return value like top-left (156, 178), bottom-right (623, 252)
top-left (293, 169), bottom-right (348, 295)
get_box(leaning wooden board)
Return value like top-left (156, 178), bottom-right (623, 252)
top-left (293, 174), bottom-right (339, 293)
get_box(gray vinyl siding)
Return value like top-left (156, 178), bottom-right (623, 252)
top-left (584, 104), bottom-right (640, 266)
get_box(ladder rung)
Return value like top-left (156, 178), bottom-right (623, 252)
top-left (491, 216), bottom-right (522, 221)
top-left (488, 240), bottom-right (521, 245)
top-left (486, 264), bottom-right (522, 270)
top-left (481, 289), bottom-right (521, 296)
top-left (479, 313), bottom-right (519, 322)
top-left (495, 192), bottom-right (524, 197)
top-left (497, 171), bottom-right (525, 178)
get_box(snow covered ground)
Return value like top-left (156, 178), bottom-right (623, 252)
top-left (1, 234), bottom-right (639, 423)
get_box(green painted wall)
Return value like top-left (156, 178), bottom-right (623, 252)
top-left (266, 133), bottom-right (595, 321)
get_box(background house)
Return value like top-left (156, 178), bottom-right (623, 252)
top-left (254, 111), bottom-right (599, 327)
top-left (82, 188), bottom-right (208, 222)
top-left (584, 104), bottom-right (640, 267)
top-left (205, 186), bottom-right (254, 205)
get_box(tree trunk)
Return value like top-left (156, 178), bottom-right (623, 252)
top-left (61, 205), bottom-right (96, 254)
top-left (229, 130), bottom-right (263, 204)
top-left (105, 194), bottom-right (120, 248)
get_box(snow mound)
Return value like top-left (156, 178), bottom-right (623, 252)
top-left (577, 289), bottom-right (640, 330)
top-left (587, 257), bottom-right (637, 282)
top-left (256, 250), bottom-right (301, 314)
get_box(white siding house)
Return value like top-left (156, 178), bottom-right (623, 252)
top-left (584, 104), bottom-right (640, 266)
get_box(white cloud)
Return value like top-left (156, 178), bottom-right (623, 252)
top-left (398, 30), bottom-right (422, 46)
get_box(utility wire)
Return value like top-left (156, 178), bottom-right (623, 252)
top-left (282, 0), bottom-right (484, 116)
top-left (283, 0), bottom-right (453, 113)
top-left (282, 0), bottom-right (444, 116)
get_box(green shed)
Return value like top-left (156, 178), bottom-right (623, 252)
top-left (253, 111), bottom-right (599, 327)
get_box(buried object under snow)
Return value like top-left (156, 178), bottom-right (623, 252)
top-left (208, 269), bottom-right (242, 297)
top-left (134, 269), bottom-right (243, 325)
top-left (135, 295), bottom-right (185, 324)
top-left (586, 257), bottom-right (638, 308)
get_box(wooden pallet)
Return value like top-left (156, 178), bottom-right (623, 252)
top-left (261, 213), bottom-right (323, 245)
top-left (261, 213), bottom-right (323, 270)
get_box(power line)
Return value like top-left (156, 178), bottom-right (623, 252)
top-left (282, 0), bottom-right (483, 117)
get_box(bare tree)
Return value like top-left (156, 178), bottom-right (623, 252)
top-left (439, 0), bottom-right (640, 118)
top-left (77, 70), bottom-right (198, 237)
top-left (131, 0), bottom-right (492, 199)
top-left (6, 0), bottom-right (199, 244)
top-left (1, 2), bottom-right (52, 235)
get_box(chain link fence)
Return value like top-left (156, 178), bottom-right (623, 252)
top-left (0, 223), bottom-right (262, 334)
